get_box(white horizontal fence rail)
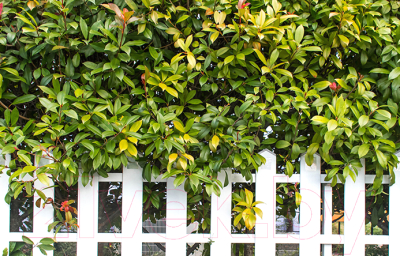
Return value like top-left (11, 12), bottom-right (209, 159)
top-left (0, 149), bottom-right (398, 255)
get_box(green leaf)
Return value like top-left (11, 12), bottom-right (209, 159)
top-left (275, 69), bottom-right (292, 78)
top-left (177, 15), bottom-right (189, 23)
top-left (276, 195), bottom-right (283, 204)
top-left (327, 119), bottom-right (338, 131)
top-left (389, 67), bottom-right (400, 80)
top-left (224, 55), bottom-right (235, 65)
top-left (40, 238), bottom-right (55, 245)
top-left (12, 94), bottom-right (36, 105)
top-left (276, 140), bottom-right (291, 149)
top-left (80, 17), bottom-right (88, 40)
top-left (311, 116), bottom-right (329, 124)
top-left (358, 144), bottom-right (369, 158)
top-left (174, 175), bottom-right (186, 187)
top-left (65, 58), bottom-right (74, 77)
top-left (81, 140), bottom-right (94, 152)
top-left (22, 236), bottom-right (34, 245)
top-left (38, 244), bottom-right (55, 251)
top-left (295, 25), bottom-right (304, 44)
top-left (370, 68), bottom-right (390, 74)
top-left (376, 150), bottom-right (387, 167)
top-left (359, 115), bottom-right (369, 127)
top-left (234, 153), bottom-right (242, 167)
top-left (37, 173), bottom-right (50, 186)
top-left (239, 101), bottom-right (252, 114)
top-left (302, 46), bottom-right (322, 51)
top-left (343, 166), bottom-right (350, 179)
top-left (313, 81), bottom-right (331, 90)
top-left (270, 49), bottom-right (279, 66)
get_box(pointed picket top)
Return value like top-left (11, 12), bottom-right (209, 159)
top-left (258, 148), bottom-right (276, 171)
top-left (300, 153), bottom-right (321, 172)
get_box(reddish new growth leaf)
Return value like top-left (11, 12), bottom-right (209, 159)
top-left (101, 3), bottom-right (139, 26)
top-left (329, 82), bottom-right (341, 92)
top-left (141, 73), bottom-right (146, 85)
top-left (237, 0), bottom-right (250, 9)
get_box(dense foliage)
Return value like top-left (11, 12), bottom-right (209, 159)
top-left (1, 0), bottom-right (400, 239)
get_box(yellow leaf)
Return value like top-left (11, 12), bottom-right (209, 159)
top-left (37, 173), bottom-right (50, 186)
top-left (178, 157), bottom-right (187, 170)
top-left (52, 46), bottom-right (68, 51)
top-left (209, 142), bottom-right (216, 152)
top-left (212, 135), bottom-right (219, 148)
top-left (253, 207), bottom-right (263, 219)
top-left (23, 166), bottom-right (36, 173)
top-left (183, 134), bottom-right (190, 142)
top-left (242, 208), bottom-right (251, 217)
top-left (177, 38), bottom-right (185, 50)
top-left (169, 153), bottom-right (178, 163)
top-left (130, 120), bottom-right (142, 132)
top-left (245, 188), bottom-right (253, 205)
top-left (166, 87), bottom-right (178, 98)
top-left (253, 49), bottom-right (268, 66)
top-left (27, 1), bottom-right (37, 10)
top-left (295, 192), bottom-right (302, 207)
top-left (82, 115), bottom-right (91, 124)
top-left (159, 83), bottom-right (167, 90)
top-left (119, 139), bottom-right (128, 151)
top-left (128, 137), bottom-right (138, 144)
top-left (183, 153), bottom-right (194, 163)
top-left (173, 121), bottom-right (185, 133)
top-left (22, 27), bottom-right (36, 33)
top-left (187, 52), bottom-right (196, 67)
top-left (210, 31), bottom-right (219, 44)
top-left (74, 88), bottom-right (84, 97)
top-left (127, 143), bottom-right (138, 157)
top-left (65, 211), bottom-right (72, 222)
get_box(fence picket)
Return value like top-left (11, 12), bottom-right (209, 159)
top-left (166, 179), bottom-right (187, 256)
top-left (255, 149), bottom-right (276, 255)
top-left (210, 169), bottom-right (232, 256)
top-left (0, 153), bottom-right (10, 252)
top-left (77, 173), bottom-right (98, 255)
top-left (299, 154), bottom-right (321, 256)
top-left (121, 160), bottom-right (142, 254)
top-left (344, 159), bottom-right (365, 256)
top-left (389, 152), bottom-right (400, 255)
top-left (33, 155), bottom-right (54, 256)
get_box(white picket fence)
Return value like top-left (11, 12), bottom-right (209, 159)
top-left (0, 149), bottom-right (399, 255)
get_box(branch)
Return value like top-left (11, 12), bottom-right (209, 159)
top-left (186, 243), bottom-right (201, 256)
top-left (0, 101), bottom-right (32, 121)
top-left (142, 227), bottom-right (166, 252)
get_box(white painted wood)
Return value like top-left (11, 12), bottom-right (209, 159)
top-left (210, 169), bottom-right (232, 256)
top-left (344, 159), bottom-right (365, 256)
top-left (299, 154), bottom-right (321, 256)
top-left (166, 178), bottom-right (187, 256)
top-left (255, 149), bottom-right (276, 256)
top-left (0, 153), bottom-right (11, 251)
top-left (389, 152), bottom-right (400, 255)
top-left (32, 155), bottom-right (54, 256)
top-left (120, 160), bottom-right (142, 255)
top-left (322, 184), bottom-right (332, 256)
top-left (77, 173), bottom-right (98, 255)
top-left (98, 173), bottom-right (122, 182)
